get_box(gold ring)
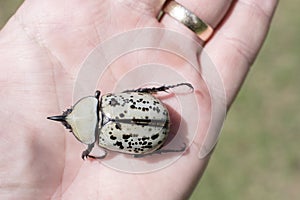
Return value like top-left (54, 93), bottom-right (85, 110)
top-left (159, 0), bottom-right (213, 41)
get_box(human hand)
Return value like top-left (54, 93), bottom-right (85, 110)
top-left (0, 0), bottom-right (277, 199)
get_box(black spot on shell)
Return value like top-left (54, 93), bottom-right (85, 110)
top-left (142, 136), bottom-right (150, 141)
top-left (163, 121), bottom-right (169, 129)
top-left (156, 107), bottom-right (161, 113)
top-left (115, 123), bottom-right (122, 130)
top-left (119, 113), bottom-right (125, 118)
top-left (151, 134), bottom-right (159, 140)
top-left (122, 134), bottom-right (131, 140)
top-left (114, 141), bottom-right (124, 149)
top-left (142, 107), bottom-right (149, 112)
top-left (110, 135), bottom-right (117, 140)
top-left (130, 105), bottom-right (135, 109)
top-left (153, 101), bottom-right (159, 105)
top-left (109, 98), bottom-right (119, 106)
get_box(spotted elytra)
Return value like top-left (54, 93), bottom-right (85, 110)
top-left (47, 83), bottom-right (194, 159)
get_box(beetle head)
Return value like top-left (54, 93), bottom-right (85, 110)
top-left (48, 91), bottom-right (101, 145)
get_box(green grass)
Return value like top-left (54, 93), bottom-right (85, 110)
top-left (191, 1), bottom-right (300, 199)
top-left (1, 1), bottom-right (299, 199)
top-left (0, 0), bottom-right (23, 28)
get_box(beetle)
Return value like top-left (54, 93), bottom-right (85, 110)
top-left (47, 82), bottom-right (193, 159)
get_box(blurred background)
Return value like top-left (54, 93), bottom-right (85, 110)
top-left (1, 0), bottom-right (299, 199)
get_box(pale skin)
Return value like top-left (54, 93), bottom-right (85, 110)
top-left (0, 0), bottom-right (278, 199)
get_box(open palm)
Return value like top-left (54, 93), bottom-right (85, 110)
top-left (0, 0), bottom-right (277, 199)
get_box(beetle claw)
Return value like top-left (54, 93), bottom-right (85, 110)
top-left (81, 144), bottom-right (95, 160)
top-left (81, 151), bottom-right (90, 160)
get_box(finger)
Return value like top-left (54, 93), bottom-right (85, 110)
top-left (158, 0), bottom-right (234, 39)
top-left (205, 0), bottom-right (278, 105)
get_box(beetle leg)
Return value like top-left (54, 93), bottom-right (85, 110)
top-left (122, 83), bottom-right (193, 93)
top-left (133, 143), bottom-right (186, 158)
top-left (82, 144), bottom-right (108, 160)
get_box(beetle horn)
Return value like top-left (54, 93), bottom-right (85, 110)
top-left (47, 114), bottom-right (72, 130)
top-left (47, 115), bottom-right (66, 122)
